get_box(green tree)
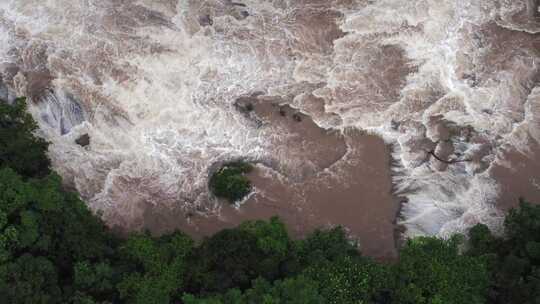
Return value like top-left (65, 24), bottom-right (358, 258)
top-left (243, 276), bottom-right (324, 304)
top-left (183, 276), bottom-right (324, 304)
top-left (468, 201), bottom-right (540, 303)
top-left (0, 254), bottom-right (62, 304)
top-left (506, 200), bottom-right (540, 254)
top-left (0, 167), bottom-right (118, 302)
top-left (186, 217), bottom-right (291, 294)
top-left (209, 162), bottom-right (252, 203)
top-left (303, 255), bottom-right (390, 304)
top-left (286, 226), bottom-right (359, 275)
top-left (117, 231), bottom-right (194, 304)
top-left (73, 261), bottom-right (116, 301)
top-left (467, 223), bottom-right (499, 258)
top-left (393, 236), bottom-right (488, 304)
top-left (0, 97), bottom-right (50, 178)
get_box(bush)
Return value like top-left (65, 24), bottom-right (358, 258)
top-left (185, 217), bottom-right (291, 294)
top-left (467, 200), bottom-right (540, 304)
top-left (303, 256), bottom-right (391, 304)
top-left (116, 232), bottom-right (194, 304)
top-left (0, 167), bottom-right (119, 303)
top-left (209, 162), bottom-right (253, 203)
top-left (394, 235), bottom-right (489, 304)
top-left (0, 97), bottom-right (50, 178)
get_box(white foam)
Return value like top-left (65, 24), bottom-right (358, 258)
top-left (0, 0), bottom-right (537, 236)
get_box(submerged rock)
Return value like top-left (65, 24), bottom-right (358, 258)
top-left (199, 14), bottom-right (213, 26)
top-left (230, 2), bottom-right (247, 7)
top-left (239, 11), bottom-right (250, 19)
top-left (75, 134), bottom-right (90, 147)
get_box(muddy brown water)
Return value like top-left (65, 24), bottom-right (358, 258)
top-left (140, 99), bottom-right (400, 260)
top-left (491, 139), bottom-right (540, 212)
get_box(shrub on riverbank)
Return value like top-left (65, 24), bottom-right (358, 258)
top-left (467, 199), bottom-right (540, 304)
top-left (209, 162), bottom-right (253, 203)
top-left (0, 98), bottom-right (50, 178)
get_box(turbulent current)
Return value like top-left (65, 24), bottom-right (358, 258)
top-left (0, 0), bottom-right (539, 244)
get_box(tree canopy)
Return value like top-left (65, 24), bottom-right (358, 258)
top-left (0, 98), bottom-right (50, 178)
top-left (209, 162), bottom-right (253, 203)
top-left (468, 199), bottom-right (540, 304)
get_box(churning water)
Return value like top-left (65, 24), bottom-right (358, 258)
top-left (0, 0), bottom-right (539, 239)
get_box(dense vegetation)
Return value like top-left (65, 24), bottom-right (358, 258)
top-left (0, 98), bottom-right (539, 303)
top-left (209, 162), bottom-right (253, 203)
top-left (0, 97), bottom-right (50, 178)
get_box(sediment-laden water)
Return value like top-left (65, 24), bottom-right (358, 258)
top-left (0, 0), bottom-right (539, 257)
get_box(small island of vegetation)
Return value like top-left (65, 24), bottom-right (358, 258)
top-left (209, 161), bottom-right (253, 203)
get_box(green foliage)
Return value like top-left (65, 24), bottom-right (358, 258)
top-left (304, 256), bottom-right (391, 304)
top-left (393, 235), bottom-right (489, 304)
top-left (0, 97), bottom-right (50, 178)
top-left (183, 276), bottom-right (324, 304)
top-left (506, 200), bottom-right (540, 251)
top-left (0, 254), bottom-right (62, 304)
top-left (0, 167), bottom-right (118, 302)
top-left (186, 217), bottom-right (291, 294)
top-left (73, 261), bottom-right (116, 300)
top-left (292, 227), bottom-right (358, 269)
top-left (467, 223), bottom-right (499, 258)
top-left (117, 232), bottom-right (193, 304)
top-left (239, 217), bottom-right (290, 257)
top-left (467, 200), bottom-right (540, 304)
top-left (184, 227), bottom-right (389, 304)
top-left (243, 276), bottom-right (324, 304)
top-left (209, 162), bottom-right (253, 202)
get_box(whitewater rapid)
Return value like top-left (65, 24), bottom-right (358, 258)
top-left (0, 0), bottom-right (538, 238)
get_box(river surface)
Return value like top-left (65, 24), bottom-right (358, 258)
top-left (0, 0), bottom-right (539, 258)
